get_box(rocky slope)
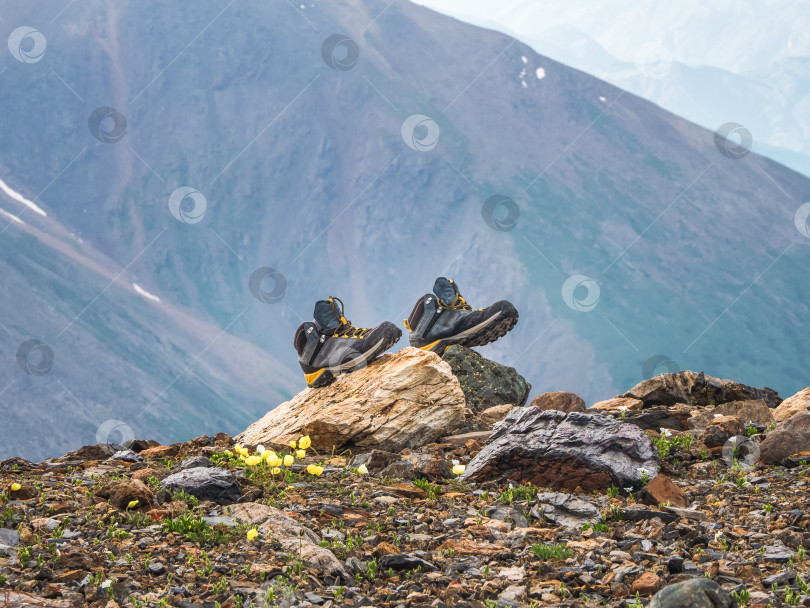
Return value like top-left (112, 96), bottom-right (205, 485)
top-left (1, 348), bottom-right (809, 608)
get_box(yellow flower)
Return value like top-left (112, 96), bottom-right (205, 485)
top-left (10, 483), bottom-right (21, 492)
top-left (283, 455), bottom-right (294, 467)
top-left (289, 440), bottom-right (297, 449)
top-left (314, 465), bottom-right (324, 476)
top-left (234, 444), bottom-right (248, 457)
top-left (357, 464), bottom-right (369, 475)
top-left (296, 449), bottom-right (306, 459)
top-left (245, 455), bottom-right (262, 466)
top-left (452, 464), bottom-right (466, 476)
top-left (268, 455), bottom-right (282, 468)
top-left (127, 500), bottom-right (140, 509)
top-left (306, 464), bottom-right (318, 475)
top-left (298, 435), bottom-right (312, 450)
top-left (271, 467), bottom-right (281, 475)
top-left (246, 528), bottom-right (258, 541)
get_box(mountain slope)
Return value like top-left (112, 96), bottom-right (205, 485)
top-left (1, 0), bottom-right (809, 460)
top-left (412, 0), bottom-right (810, 178)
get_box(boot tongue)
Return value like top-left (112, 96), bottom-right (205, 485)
top-left (313, 299), bottom-right (341, 332)
top-left (433, 277), bottom-right (459, 306)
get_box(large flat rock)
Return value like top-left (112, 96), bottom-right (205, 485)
top-left (237, 348), bottom-right (466, 453)
top-left (461, 408), bottom-right (660, 492)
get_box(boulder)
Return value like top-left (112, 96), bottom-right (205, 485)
top-left (649, 578), bottom-right (734, 608)
top-left (530, 391), bottom-right (586, 413)
top-left (689, 399), bottom-right (774, 430)
top-left (441, 345), bottom-right (530, 412)
top-left (109, 479), bottom-right (155, 510)
top-left (160, 467), bottom-right (242, 505)
top-left (698, 416), bottom-right (745, 448)
top-left (347, 450), bottom-right (398, 475)
top-left (623, 370), bottom-right (781, 408)
top-left (773, 387), bottom-right (810, 422)
top-left (478, 404), bottom-right (515, 429)
top-left (461, 409), bottom-right (660, 492)
top-left (590, 397), bottom-right (644, 412)
top-left (531, 492), bottom-right (601, 528)
top-left (237, 348), bottom-right (466, 452)
top-left (760, 411), bottom-right (810, 464)
top-left (638, 475), bottom-right (688, 508)
top-left (230, 502), bottom-right (350, 580)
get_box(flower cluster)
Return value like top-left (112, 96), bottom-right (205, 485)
top-left (224, 435), bottom-right (323, 477)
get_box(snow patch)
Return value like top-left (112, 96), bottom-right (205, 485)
top-left (521, 55), bottom-right (527, 63)
top-left (0, 207), bottom-right (25, 225)
top-left (133, 283), bottom-right (161, 303)
top-left (0, 176), bottom-right (47, 217)
top-left (535, 67), bottom-right (546, 79)
top-left (599, 96), bottom-right (607, 102)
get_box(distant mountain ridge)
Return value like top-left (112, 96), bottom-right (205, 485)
top-left (1, 0), bottom-right (808, 461)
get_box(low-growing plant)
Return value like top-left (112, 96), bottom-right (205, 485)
top-left (606, 486), bottom-right (620, 498)
top-left (731, 589), bottom-right (750, 606)
top-left (531, 542), bottom-right (572, 561)
top-left (413, 478), bottom-right (438, 500)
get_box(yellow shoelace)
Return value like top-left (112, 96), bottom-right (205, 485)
top-left (329, 297), bottom-right (371, 338)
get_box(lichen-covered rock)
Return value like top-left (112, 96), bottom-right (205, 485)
top-left (237, 348), bottom-right (466, 453)
top-left (461, 408), bottom-right (660, 492)
top-left (648, 578), bottom-right (734, 608)
top-left (623, 370), bottom-right (781, 408)
top-left (441, 344), bottom-right (530, 413)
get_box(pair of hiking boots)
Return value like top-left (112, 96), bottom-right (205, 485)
top-left (294, 277), bottom-right (518, 387)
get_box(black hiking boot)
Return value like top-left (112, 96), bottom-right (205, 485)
top-left (404, 277), bottom-right (517, 354)
top-left (294, 297), bottom-right (402, 388)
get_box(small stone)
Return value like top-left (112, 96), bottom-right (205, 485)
top-left (631, 571), bottom-right (661, 595)
top-left (148, 562), bottom-right (166, 575)
top-left (639, 475), bottom-right (688, 508)
top-left (378, 553), bottom-right (437, 572)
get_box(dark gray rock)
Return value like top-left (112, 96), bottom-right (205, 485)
top-left (648, 578), bottom-right (734, 608)
top-left (160, 467), bottom-right (242, 505)
top-left (148, 562), bottom-right (166, 575)
top-left (461, 408), bottom-right (660, 492)
top-left (762, 570), bottom-right (795, 586)
top-left (0, 528), bottom-right (20, 548)
top-left (171, 456), bottom-right (213, 473)
top-left (442, 345), bottom-right (530, 413)
top-left (530, 492), bottom-right (601, 528)
top-left (107, 449), bottom-right (142, 463)
top-left (379, 553), bottom-right (438, 572)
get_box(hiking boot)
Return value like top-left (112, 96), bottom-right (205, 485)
top-left (294, 296), bottom-right (402, 387)
top-left (404, 277), bottom-right (518, 354)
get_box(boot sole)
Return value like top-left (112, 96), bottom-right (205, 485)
top-left (416, 310), bottom-right (519, 354)
top-left (305, 331), bottom-right (401, 388)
